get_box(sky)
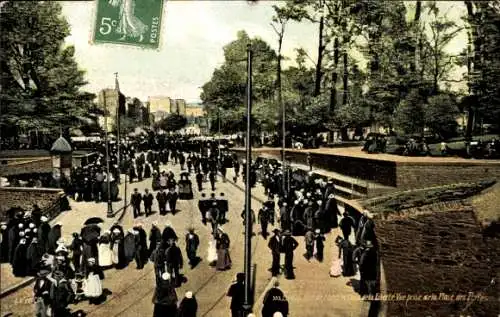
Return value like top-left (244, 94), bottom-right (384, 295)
top-left (60, 1), bottom-right (468, 103)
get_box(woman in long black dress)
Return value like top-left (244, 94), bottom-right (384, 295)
top-left (152, 272), bottom-right (178, 317)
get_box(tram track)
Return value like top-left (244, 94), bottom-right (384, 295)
top-left (82, 171), bottom-right (264, 317)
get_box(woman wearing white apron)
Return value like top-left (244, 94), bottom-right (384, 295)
top-left (98, 231), bottom-right (113, 268)
top-left (84, 258), bottom-right (104, 304)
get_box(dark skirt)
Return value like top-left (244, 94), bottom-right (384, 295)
top-left (153, 304), bottom-right (178, 317)
top-left (216, 248), bottom-right (231, 270)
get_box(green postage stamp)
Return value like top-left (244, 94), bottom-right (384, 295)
top-left (92, 0), bottom-right (164, 49)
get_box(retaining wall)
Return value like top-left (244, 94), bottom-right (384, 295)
top-left (375, 200), bottom-right (499, 317)
top-left (230, 148), bottom-right (500, 190)
top-left (0, 187), bottom-right (67, 221)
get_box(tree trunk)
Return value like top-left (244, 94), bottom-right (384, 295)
top-left (464, 1), bottom-right (477, 140)
top-left (413, 1), bottom-right (422, 86)
top-left (329, 37), bottom-right (339, 113)
top-left (314, 14), bottom-right (325, 96)
top-left (342, 47), bottom-right (348, 106)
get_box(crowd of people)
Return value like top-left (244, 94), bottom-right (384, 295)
top-left (1, 134), bottom-right (380, 317)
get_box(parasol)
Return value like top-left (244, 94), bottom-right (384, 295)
top-left (84, 217), bottom-right (105, 225)
top-left (80, 224), bottom-right (101, 243)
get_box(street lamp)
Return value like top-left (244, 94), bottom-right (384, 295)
top-left (242, 43), bottom-right (253, 317)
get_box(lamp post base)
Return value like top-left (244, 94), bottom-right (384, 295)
top-left (241, 304), bottom-right (253, 316)
top-left (106, 202), bottom-right (114, 218)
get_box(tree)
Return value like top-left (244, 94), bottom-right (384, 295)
top-left (424, 2), bottom-right (463, 95)
top-left (0, 1), bottom-right (93, 133)
top-left (281, 0), bottom-right (328, 96)
top-left (394, 89), bottom-right (425, 135)
top-left (113, 115), bottom-right (136, 136)
top-left (154, 114), bottom-right (187, 132)
top-left (200, 31), bottom-right (277, 133)
top-left (463, 1), bottom-right (500, 137)
top-left (424, 93), bottom-right (459, 138)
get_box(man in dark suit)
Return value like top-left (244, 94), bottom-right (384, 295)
top-left (227, 273), bottom-right (245, 317)
top-left (198, 193), bottom-right (208, 224)
top-left (156, 188), bottom-right (168, 215)
top-left (143, 189), bottom-right (154, 217)
top-left (131, 188), bottom-right (142, 218)
top-left (268, 229), bottom-right (281, 277)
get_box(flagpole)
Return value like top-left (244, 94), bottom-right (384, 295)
top-left (104, 90), bottom-right (113, 218)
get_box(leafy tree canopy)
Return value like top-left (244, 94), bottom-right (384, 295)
top-left (0, 1), bottom-right (94, 132)
top-left (154, 114), bottom-right (188, 132)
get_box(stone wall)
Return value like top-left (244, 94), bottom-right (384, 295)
top-left (0, 187), bottom-right (66, 221)
top-left (230, 148), bottom-right (500, 190)
top-left (0, 158), bottom-right (52, 176)
top-left (396, 163), bottom-right (500, 190)
top-left (376, 200), bottom-right (499, 317)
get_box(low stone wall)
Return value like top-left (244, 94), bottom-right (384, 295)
top-left (231, 148), bottom-right (398, 187)
top-left (396, 162), bottom-right (500, 190)
top-left (231, 148), bottom-right (500, 190)
top-left (376, 200), bottom-right (499, 317)
top-left (0, 187), bottom-right (67, 221)
top-left (0, 158), bottom-right (52, 176)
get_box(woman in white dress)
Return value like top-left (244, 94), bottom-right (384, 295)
top-left (206, 238), bottom-right (217, 266)
top-left (98, 231), bottom-right (113, 268)
top-left (84, 258), bottom-right (104, 304)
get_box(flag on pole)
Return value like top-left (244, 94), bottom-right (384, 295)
top-left (115, 72), bottom-right (120, 92)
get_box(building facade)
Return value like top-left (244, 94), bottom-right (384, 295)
top-left (148, 96), bottom-right (173, 114)
top-left (147, 96), bottom-right (187, 116)
top-left (98, 89), bottom-right (126, 132)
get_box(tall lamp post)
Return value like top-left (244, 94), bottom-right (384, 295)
top-left (103, 90), bottom-right (114, 218)
top-left (115, 72), bottom-right (121, 184)
top-left (242, 43), bottom-right (253, 317)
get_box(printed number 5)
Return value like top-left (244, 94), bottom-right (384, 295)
top-left (99, 17), bottom-right (112, 35)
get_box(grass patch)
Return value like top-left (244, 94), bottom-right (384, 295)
top-left (362, 180), bottom-right (496, 218)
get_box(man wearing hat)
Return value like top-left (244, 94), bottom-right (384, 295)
top-left (353, 240), bottom-right (378, 297)
top-left (227, 273), bottom-right (245, 317)
top-left (165, 239), bottom-right (183, 287)
top-left (196, 170), bottom-right (204, 191)
top-left (262, 278), bottom-right (289, 317)
top-left (131, 188), bottom-right (142, 218)
top-left (268, 229), bottom-right (282, 277)
top-left (218, 192), bottom-right (228, 224)
top-left (33, 267), bottom-right (53, 316)
top-left (339, 211), bottom-right (356, 241)
top-left (198, 193), bottom-right (208, 224)
top-left (185, 228), bottom-right (200, 268)
top-left (143, 188), bottom-right (154, 217)
top-left (156, 188), bottom-right (168, 216)
top-left (258, 205), bottom-right (271, 239)
top-left (281, 230), bottom-right (298, 279)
